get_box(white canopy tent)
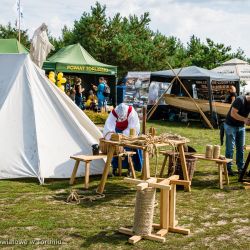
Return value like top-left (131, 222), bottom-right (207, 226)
top-left (213, 58), bottom-right (250, 94)
top-left (0, 54), bottom-right (105, 183)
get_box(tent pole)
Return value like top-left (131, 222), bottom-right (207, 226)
top-left (208, 79), bottom-right (219, 127)
top-left (166, 62), bottom-right (214, 129)
top-left (208, 78), bottom-right (213, 119)
top-left (115, 75), bottom-right (118, 107)
top-left (18, 0), bottom-right (21, 43)
top-left (142, 106), bottom-right (147, 134)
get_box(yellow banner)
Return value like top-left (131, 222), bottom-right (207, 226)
top-left (66, 65), bottom-right (109, 73)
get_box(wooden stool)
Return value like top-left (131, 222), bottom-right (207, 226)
top-left (117, 151), bottom-right (137, 178)
top-left (192, 154), bottom-right (231, 189)
top-left (70, 154), bottom-right (107, 189)
top-left (70, 152), bottom-right (137, 189)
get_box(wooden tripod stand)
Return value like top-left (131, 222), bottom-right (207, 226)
top-left (119, 176), bottom-right (190, 244)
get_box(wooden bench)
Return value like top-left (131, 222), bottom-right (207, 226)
top-left (159, 151), bottom-right (231, 189)
top-left (192, 154), bottom-right (231, 189)
top-left (70, 152), bottom-right (137, 189)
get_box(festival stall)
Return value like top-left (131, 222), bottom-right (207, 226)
top-left (43, 43), bottom-right (117, 105)
top-left (150, 66), bottom-right (240, 122)
top-left (123, 71), bottom-right (151, 118)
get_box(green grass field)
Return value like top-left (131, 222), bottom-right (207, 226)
top-left (0, 121), bottom-right (249, 249)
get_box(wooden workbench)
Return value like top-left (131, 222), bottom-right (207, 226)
top-left (96, 138), bottom-right (191, 194)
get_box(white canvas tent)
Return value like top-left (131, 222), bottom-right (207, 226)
top-left (213, 58), bottom-right (250, 94)
top-left (0, 54), bottom-right (105, 183)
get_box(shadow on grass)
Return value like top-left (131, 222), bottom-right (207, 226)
top-left (0, 177), bottom-right (72, 190)
top-left (0, 178), bottom-right (40, 185)
top-left (78, 230), bottom-right (129, 248)
top-left (51, 181), bottom-right (136, 208)
top-left (0, 175), bottom-right (139, 207)
top-left (0, 174), bottom-right (109, 190)
top-left (43, 174), bottom-right (121, 191)
top-left (191, 170), bottom-right (244, 191)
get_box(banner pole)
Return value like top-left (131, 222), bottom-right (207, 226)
top-left (18, 0), bottom-right (21, 42)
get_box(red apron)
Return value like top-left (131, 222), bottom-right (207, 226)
top-left (112, 106), bottom-right (132, 132)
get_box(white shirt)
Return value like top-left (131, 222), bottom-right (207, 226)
top-left (103, 106), bottom-right (140, 139)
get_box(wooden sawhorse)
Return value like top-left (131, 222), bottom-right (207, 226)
top-left (119, 176), bottom-right (191, 244)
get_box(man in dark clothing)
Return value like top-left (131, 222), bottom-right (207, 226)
top-left (224, 95), bottom-right (250, 176)
top-left (225, 85), bottom-right (237, 104)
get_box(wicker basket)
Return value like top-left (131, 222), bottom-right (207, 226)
top-left (99, 132), bottom-right (124, 155)
top-left (167, 155), bottom-right (197, 181)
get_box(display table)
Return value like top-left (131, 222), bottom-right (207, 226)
top-left (96, 137), bottom-right (191, 194)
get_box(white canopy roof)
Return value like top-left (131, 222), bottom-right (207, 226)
top-left (0, 54), bottom-right (104, 183)
top-left (213, 58), bottom-right (250, 93)
top-left (222, 58), bottom-right (248, 66)
top-left (126, 71), bottom-right (151, 79)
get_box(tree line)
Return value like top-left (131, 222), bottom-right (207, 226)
top-left (0, 2), bottom-right (247, 78)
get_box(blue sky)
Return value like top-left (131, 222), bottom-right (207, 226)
top-left (1, 0), bottom-right (250, 57)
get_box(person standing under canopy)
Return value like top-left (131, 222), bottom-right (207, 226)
top-left (224, 95), bottom-right (250, 176)
top-left (225, 85), bottom-right (237, 104)
top-left (93, 77), bottom-right (106, 112)
top-left (74, 78), bottom-right (84, 108)
top-left (103, 103), bottom-right (143, 175)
